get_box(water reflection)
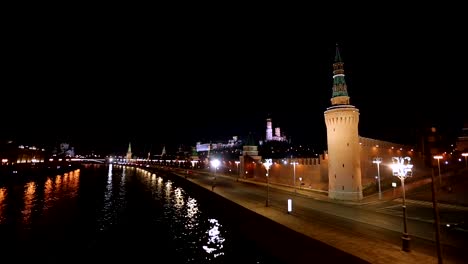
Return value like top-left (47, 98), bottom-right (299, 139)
top-left (174, 187), bottom-right (184, 210)
top-left (133, 168), bottom-right (228, 262)
top-left (44, 178), bottom-right (54, 210)
top-left (186, 197), bottom-right (198, 220)
top-left (97, 164), bottom-right (128, 232)
top-left (22, 181), bottom-right (36, 225)
top-left (203, 218), bottom-right (225, 259)
top-left (0, 165), bottom-right (275, 263)
top-left (0, 187), bottom-right (6, 223)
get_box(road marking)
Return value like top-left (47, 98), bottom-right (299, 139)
top-left (393, 198), bottom-right (468, 211)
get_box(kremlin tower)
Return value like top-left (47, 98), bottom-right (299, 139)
top-left (266, 118), bottom-right (273, 141)
top-left (324, 44), bottom-right (363, 201)
top-left (126, 142), bottom-right (132, 161)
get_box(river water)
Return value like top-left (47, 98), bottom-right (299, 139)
top-left (0, 163), bottom-right (285, 263)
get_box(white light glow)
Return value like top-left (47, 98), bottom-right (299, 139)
top-left (211, 159), bottom-right (220, 169)
top-left (391, 157), bottom-right (413, 178)
top-left (202, 218), bottom-right (225, 258)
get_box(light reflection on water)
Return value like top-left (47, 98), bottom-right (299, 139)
top-left (203, 218), bottom-right (225, 258)
top-left (135, 167), bottom-right (226, 262)
top-left (0, 168), bottom-right (81, 228)
top-left (96, 164), bottom-right (127, 232)
top-left (0, 165), bottom-right (279, 263)
top-left (22, 181), bottom-right (36, 225)
top-left (0, 187), bottom-right (6, 222)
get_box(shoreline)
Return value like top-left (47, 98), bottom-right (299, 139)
top-left (0, 163), bottom-right (81, 184)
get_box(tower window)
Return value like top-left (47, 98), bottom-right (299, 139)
top-left (334, 174), bottom-right (336, 178)
top-left (342, 186), bottom-right (344, 190)
top-left (333, 128), bottom-right (335, 132)
top-left (342, 164), bottom-right (344, 167)
top-left (352, 174), bottom-right (353, 179)
top-left (347, 143), bottom-right (349, 146)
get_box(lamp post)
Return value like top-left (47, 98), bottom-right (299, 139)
top-left (462, 153), bottom-right (468, 168)
top-left (291, 161), bottom-right (298, 193)
top-left (210, 159), bottom-right (220, 191)
top-left (391, 156), bottom-right (413, 252)
top-left (434, 155), bottom-right (443, 187)
top-left (235, 160), bottom-right (240, 181)
top-left (373, 157), bottom-right (382, 200)
top-left (263, 159), bottom-right (273, 207)
top-left (430, 168), bottom-right (444, 264)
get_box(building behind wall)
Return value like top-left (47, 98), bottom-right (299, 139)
top-left (265, 118), bottom-right (287, 142)
top-left (231, 137), bottom-right (423, 197)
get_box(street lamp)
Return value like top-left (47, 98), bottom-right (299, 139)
top-left (462, 153), bottom-right (468, 168)
top-left (291, 161), bottom-right (298, 193)
top-left (211, 159), bottom-right (220, 191)
top-left (373, 157), bottom-right (382, 200)
top-left (235, 160), bottom-right (240, 181)
top-left (434, 155), bottom-right (443, 187)
top-left (263, 159), bottom-right (273, 207)
top-left (391, 156), bottom-right (413, 252)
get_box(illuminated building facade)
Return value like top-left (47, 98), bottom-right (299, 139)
top-left (324, 44), bottom-right (363, 201)
top-left (0, 141), bottom-right (46, 166)
top-left (455, 122), bottom-right (468, 152)
top-left (265, 118), bottom-right (287, 142)
top-left (126, 142), bottom-right (132, 160)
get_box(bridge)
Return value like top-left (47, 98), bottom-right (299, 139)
top-left (70, 158), bottom-right (107, 163)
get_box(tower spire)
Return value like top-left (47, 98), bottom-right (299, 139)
top-left (126, 142), bottom-right (132, 160)
top-left (335, 43), bottom-right (342, 62)
top-left (331, 43), bottom-right (350, 105)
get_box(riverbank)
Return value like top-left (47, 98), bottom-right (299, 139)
top-left (0, 162), bottom-right (81, 184)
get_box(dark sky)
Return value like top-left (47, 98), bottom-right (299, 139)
top-left (2, 9), bottom-right (466, 155)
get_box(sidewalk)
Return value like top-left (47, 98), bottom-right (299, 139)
top-left (172, 168), bottom-right (457, 263)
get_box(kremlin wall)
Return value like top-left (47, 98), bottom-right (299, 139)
top-left (229, 135), bottom-right (427, 197)
top-left (228, 44), bottom-right (431, 201)
top-left (123, 44), bottom-right (440, 202)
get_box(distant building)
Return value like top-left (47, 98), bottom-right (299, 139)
top-left (0, 141), bottom-right (46, 165)
top-left (239, 133), bottom-right (262, 178)
top-left (126, 142), bottom-right (132, 160)
top-left (196, 136), bottom-right (242, 153)
top-left (265, 118), bottom-right (287, 142)
top-left (456, 122), bottom-right (468, 153)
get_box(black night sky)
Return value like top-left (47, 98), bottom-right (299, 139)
top-left (2, 8), bottom-right (466, 155)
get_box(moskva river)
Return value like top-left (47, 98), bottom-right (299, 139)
top-left (0, 164), bottom-right (284, 263)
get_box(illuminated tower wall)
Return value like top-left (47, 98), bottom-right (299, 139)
top-left (275, 127), bottom-right (281, 137)
top-left (324, 44), bottom-right (362, 201)
top-left (266, 118), bottom-right (273, 141)
top-left (126, 142), bottom-right (132, 160)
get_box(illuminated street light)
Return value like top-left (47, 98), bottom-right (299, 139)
top-left (291, 161), bottom-right (298, 193)
top-left (434, 155), bottom-right (443, 187)
top-left (373, 157), bottom-right (382, 200)
top-left (391, 156), bottom-right (413, 252)
top-left (235, 160), bottom-right (240, 181)
top-left (263, 159), bottom-right (273, 207)
top-left (210, 159), bottom-right (220, 191)
top-left (462, 153), bottom-right (468, 168)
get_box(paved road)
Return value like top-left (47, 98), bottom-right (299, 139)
top-left (157, 166), bottom-right (468, 263)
